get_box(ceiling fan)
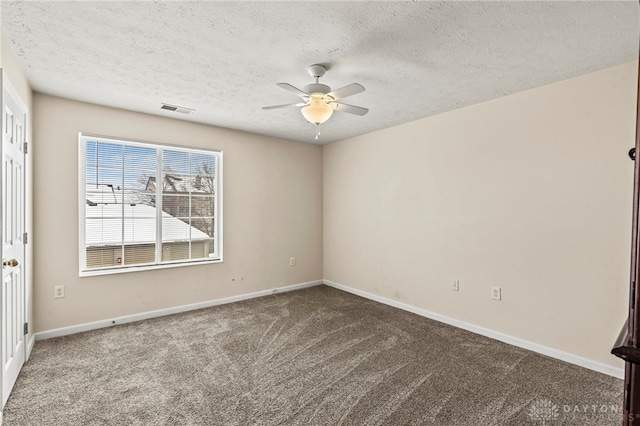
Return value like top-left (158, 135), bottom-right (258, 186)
top-left (262, 64), bottom-right (369, 140)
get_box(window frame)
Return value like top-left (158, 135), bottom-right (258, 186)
top-left (78, 133), bottom-right (223, 276)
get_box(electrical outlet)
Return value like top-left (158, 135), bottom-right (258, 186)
top-left (54, 285), bottom-right (65, 299)
top-left (491, 286), bottom-right (501, 301)
top-left (290, 257), bottom-right (296, 266)
top-left (451, 280), bottom-right (459, 291)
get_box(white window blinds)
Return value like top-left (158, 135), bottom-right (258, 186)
top-left (79, 134), bottom-right (222, 275)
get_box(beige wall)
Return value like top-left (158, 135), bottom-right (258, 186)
top-left (0, 33), bottom-right (34, 348)
top-left (33, 94), bottom-right (323, 331)
top-left (323, 61), bottom-right (637, 368)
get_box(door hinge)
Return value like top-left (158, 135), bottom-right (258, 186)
top-left (24, 142), bottom-right (28, 154)
top-left (632, 281), bottom-right (636, 310)
top-left (23, 322), bottom-right (28, 335)
top-left (23, 232), bottom-right (28, 244)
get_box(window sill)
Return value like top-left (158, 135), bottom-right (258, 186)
top-left (79, 257), bottom-right (223, 277)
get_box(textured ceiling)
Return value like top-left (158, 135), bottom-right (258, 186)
top-left (1, 1), bottom-right (639, 145)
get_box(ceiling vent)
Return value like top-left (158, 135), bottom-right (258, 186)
top-left (160, 103), bottom-right (195, 115)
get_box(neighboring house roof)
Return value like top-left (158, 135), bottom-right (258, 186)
top-left (86, 204), bottom-right (210, 246)
top-left (85, 185), bottom-right (210, 246)
top-left (86, 184), bottom-right (145, 205)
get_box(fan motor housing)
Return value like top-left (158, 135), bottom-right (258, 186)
top-left (303, 83), bottom-right (331, 95)
top-left (307, 64), bottom-right (327, 79)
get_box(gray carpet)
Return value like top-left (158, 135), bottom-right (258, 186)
top-left (3, 285), bottom-right (623, 425)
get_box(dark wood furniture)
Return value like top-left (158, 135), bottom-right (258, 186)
top-left (612, 53), bottom-right (640, 425)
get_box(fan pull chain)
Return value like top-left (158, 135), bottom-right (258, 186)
top-left (315, 124), bottom-right (320, 140)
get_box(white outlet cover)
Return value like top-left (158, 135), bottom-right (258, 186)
top-left (54, 285), bottom-right (65, 298)
top-left (491, 287), bottom-right (501, 300)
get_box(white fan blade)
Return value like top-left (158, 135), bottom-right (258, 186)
top-left (326, 83), bottom-right (365, 100)
top-left (332, 102), bottom-right (369, 116)
top-left (262, 103), bottom-right (305, 110)
top-left (276, 83), bottom-right (309, 99)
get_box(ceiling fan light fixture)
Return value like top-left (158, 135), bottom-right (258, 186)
top-left (301, 95), bottom-right (334, 124)
top-left (263, 65), bottom-right (367, 139)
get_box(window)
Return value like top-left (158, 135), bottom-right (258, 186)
top-left (79, 134), bottom-right (222, 275)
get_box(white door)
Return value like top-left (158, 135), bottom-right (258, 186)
top-left (1, 78), bottom-right (26, 407)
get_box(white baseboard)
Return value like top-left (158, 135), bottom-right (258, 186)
top-left (36, 280), bottom-right (323, 341)
top-left (323, 279), bottom-right (624, 379)
top-left (25, 334), bottom-right (35, 361)
top-left (34, 278), bottom-right (623, 379)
